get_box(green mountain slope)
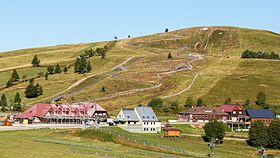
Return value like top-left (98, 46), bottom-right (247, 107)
top-left (0, 26), bottom-right (279, 114)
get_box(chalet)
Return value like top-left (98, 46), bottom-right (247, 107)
top-left (219, 104), bottom-right (245, 122)
top-left (15, 102), bottom-right (109, 124)
top-left (117, 107), bottom-right (161, 133)
top-left (178, 107), bottom-right (228, 123)
top-left (246, 109), bottom-right (275, 126)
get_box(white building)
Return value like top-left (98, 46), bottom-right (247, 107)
top-left (117, 107), bottom-right (161, 133)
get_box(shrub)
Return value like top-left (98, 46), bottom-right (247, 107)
top-left (203, 121), bottom-right (226, 142)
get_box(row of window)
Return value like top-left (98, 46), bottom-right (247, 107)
top-left (143, 128), bottom-right (156, 131)
top-left (143, 122), bottom-right (156, 125)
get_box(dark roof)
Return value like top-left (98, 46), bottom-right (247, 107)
top-left (179, 107), bottom-right (228, 116)
top-left (246, 109), bottom-right (275, 118)
top-left (121, 108), bottom-right (139, 121)
top-left (135, 107), bottom-right (159, 122)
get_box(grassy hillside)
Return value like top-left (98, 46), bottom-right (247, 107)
top-left (0, 26), bottom-right (280, 114)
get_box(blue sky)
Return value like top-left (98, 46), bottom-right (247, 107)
top-left (0, 0), bottom-right (279, 52)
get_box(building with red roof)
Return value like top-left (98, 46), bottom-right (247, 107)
top-left (219, 104), bottom-right (250, 124)
top-left (15, 102), bottom-right (109, 124)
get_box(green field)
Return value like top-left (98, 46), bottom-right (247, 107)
top-left (1, 127), bottom-right (279, 158)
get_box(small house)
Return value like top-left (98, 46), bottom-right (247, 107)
top-left (246, 109), bottom-right (275, 126)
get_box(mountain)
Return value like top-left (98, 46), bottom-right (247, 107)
top-left (0, 26), bottom-right (280, 114)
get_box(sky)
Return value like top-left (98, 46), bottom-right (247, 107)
top-left (0, 0), bottom-right (279, 52)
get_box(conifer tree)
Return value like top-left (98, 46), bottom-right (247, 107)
top-left (47, 66), bottom-right (54, 74)
top-left (45, 72), bottom-right (49, 80)
top-left (168, 52), bottom-right (172, 59)
top-left (87, 61), bottom-right (92, 72)
top-left (63, 66), bottom-right (68, 74)
top-left (14, 92), bottom-right (22, 111)
top-left (0, 94), bottom-right (7, 112)
top-left (11, 69), bottom-right (20, 81)
top-left (6, 79), bottom-right (13, 88)
top-left (31, 54), bottom-right (40, 67)
top-left (54, 64), bottom-right (61, 73)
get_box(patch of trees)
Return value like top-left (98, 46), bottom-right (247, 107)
top-left (25, 79), bottom-right (43, 98)
top-left (203, 120), bottom-right (226, 142)
top-left (248, 120), bottom-right (280, 149)
top-left (184, 97), bottom-right (205, 108)
top-left (241, 50), bottom-right (279, 60)
top-left (74, 55), bottom-right (92, 74)
top-left (0, 92), bottom-right (22, 112)
top-left (81, 41), bottom-right (116, 60)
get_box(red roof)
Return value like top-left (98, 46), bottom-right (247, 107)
top-left (15, 103), bottom-right (51, 119)
top-left (220, 104), bottom-right (242, 112)
top-left (15, 102), bottom-right (108, 119)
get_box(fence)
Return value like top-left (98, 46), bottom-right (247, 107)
top-left (95, 127), bottom-right (206, 158)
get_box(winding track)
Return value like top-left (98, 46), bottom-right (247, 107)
top-left (91, 54), bottom-right (203, 102)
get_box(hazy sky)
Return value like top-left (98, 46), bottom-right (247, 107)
top-left (0, 0), bottom-right (279, 52)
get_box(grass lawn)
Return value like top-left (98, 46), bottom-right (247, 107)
top-left (0, 129), bottom-right (182, 158)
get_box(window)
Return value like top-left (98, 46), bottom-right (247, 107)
top-left (233, 111), bottom-right (236, 114)
top-left (239, 111), bottom-right (242, 114)
top-left (147, 116), bottom-right (149, 119)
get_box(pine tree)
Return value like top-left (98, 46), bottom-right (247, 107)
top-left (197, 98), bottom-right (204, 107)
top-left (170, 101), bottom-right (179, 112)
top-left (45, 72), bottom-right (49, 80)
top-left (54, 64), bottom-right (62, 73)
top-left (63, 66), bottom-right (68, 74)
top-left (244, 99), bottom-right (250, 107)
top-left (74, 58), bottom-right (81, 73)
top-left (31, 54), bottom-right (40, 67)
top-left (0, 94), bottom-right (7, 112)
top-left (224, 97), bottom-right (232, 104)
top-left (87, 61), bottom-right (92, 72)
top-left (184, 97), bottom-right (194, 108)
top-left (101, 86), bottom-right (106, 92)
top-left (6, 78), bottom-right (13, 88)
top-left (47, 66), bottom-right (54, 74)
top-left (168, 52), bottom-right (172, 59)
top-left (14, 92), bottom-right (22, 111)
top-left (11, 69), bottom-right (20, 81)
top-left (256, 91), bottom-right (266, 107)
top-left (38, 86), bottom-right (43, 95)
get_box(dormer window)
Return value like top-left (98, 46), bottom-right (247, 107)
top-left (147, 116), bottom-right (149, 119)
top-left (143, 116), bottom-right (145, 119)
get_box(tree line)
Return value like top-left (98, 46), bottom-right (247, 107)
top-left (241, 50), bottom-right (279, 60)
